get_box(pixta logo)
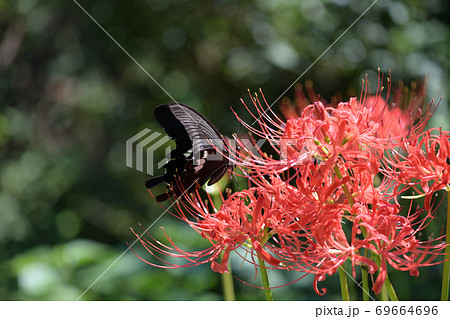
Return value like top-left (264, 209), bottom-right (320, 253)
top-left (126, 128), bottom-right (171, 175)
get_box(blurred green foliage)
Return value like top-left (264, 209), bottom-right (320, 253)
top-left (0, 0), bottom-right (449, 300)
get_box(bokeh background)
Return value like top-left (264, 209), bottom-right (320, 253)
top-left (1, 0), bottom-right (449, 300)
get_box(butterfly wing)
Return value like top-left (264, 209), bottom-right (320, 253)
top-left (146, 103), bottom-right (230, 201)
top-left (155, 103), bottom-right (225, 153)
top-left (154, 152), bottom-right (228, 202)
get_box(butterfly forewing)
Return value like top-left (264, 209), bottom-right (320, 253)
top-left (147, 103), bottom-right (231, 201)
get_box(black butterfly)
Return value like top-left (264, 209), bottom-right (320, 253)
top-left (145, 103), bottom-right (231, 202)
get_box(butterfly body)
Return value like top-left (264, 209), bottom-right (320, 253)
top-left (146, 103), bottom-right (231, 201)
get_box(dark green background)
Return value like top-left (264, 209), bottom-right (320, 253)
top-left (0, 0), bottom-right (449, 300)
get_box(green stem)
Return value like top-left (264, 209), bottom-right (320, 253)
top-left (258, 258), bottom-right (273, 301)
top-left (333, 165), bottom-right (355, 207)
top-left (441, 190), bottom-right (450, 301)
top-left (221, 270), bottom-right (236, 301)
top-left (383, 274), bottom-right (398, 301)
top-left (334, 163), bottom-right (399, 301)
top-left (361, 266), bottom-right (370, 301)
top-left (339, 264), bottom-right (350, 301)
top-left (220, 252), bottom-right (235, 301)
top-left (380, 285), bottom-right (389, 301)
top-left (333, 165), bottom-right (353, 301)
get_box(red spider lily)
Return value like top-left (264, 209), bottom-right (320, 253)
top-left (138, 73), bottom-right (449, 298)
top-left (280, 73), bottom-right (427, 140)
top-left (382, 129), bottom-right (450, 211)
top-left (137, 170), bottom-right (446, 296)
top-left (224, 74), bottom-right (447, 294)
top-left (134, 187), bottom-right (286, 273)
top-left (231, 76), bottom-right (430, 178)
top-left (350, 201), bottom-right (445, 294)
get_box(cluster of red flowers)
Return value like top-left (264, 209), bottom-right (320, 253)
top-left (137, 74), bottom-right (450, 295)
